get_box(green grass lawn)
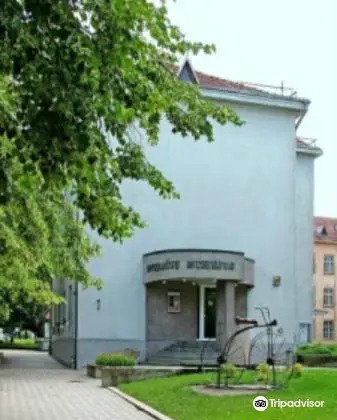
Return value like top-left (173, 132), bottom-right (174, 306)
top-left (120, 369), bottom-right (337, 420)
top-left (0, 338), bottom-right (39, 350)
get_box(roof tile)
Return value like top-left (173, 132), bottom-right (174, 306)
top-left (313, 217), bottom-right (337, 241)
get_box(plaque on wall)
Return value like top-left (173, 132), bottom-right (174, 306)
top-left (167, 291), bottom-right (181, 313)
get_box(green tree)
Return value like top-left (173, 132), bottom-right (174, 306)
top-left (0, 0), bottom-right (242, 313)
top-left (2, 289), bottom-right (49, 339)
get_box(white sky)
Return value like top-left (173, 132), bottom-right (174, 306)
top-left (167, 0), bottom-right (337, 217)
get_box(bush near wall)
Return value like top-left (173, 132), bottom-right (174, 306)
top-left (297, 343), bottom-right (337, 355)
top-left (95, 352), bottom-right (136, 367)
top-left (296, 343), bottom-right (337, 367)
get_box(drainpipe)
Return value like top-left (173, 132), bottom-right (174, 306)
top-left (72, 280), bottom-right (78, 370)
top-left (295, 108), bottom-right (308, 131)
top-left (72, 209), bottom-right (80, 370)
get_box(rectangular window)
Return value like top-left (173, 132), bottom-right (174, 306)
top-left (323, 288), bottom-right (334, 306)
top-left (324, 255), bottom-right (335, 274)
top-left (323, 320), bottom-right (334, 340)
top-left (167, 291), bottom-right (181, 313)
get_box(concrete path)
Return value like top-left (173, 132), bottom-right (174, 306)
top-left (0, 350), bottom-right (154, 420)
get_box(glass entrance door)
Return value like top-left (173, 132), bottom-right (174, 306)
top-left (204, 287), bottom-right (216, 339)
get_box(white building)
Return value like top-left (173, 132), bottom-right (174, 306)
top-left (51, 59), bottom-right (322, 368)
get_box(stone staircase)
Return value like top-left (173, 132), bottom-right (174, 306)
top-left (146, 340), bottom-right (219, 366)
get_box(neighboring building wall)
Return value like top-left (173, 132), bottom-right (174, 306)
top-left (294, 153), bottom-right (315, 344)
top-left (313, 241), bottom-right (337, 342)
top-left (76, 100), bottom-right (301, 365)
top-left (50, 278), bottom-right (77, 367)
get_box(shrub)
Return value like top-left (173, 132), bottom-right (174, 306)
top-left (220, 363), bottom-right (237, 378)
top-left (256, 372), bottom-right (268, 384)
top-left (297, 342), bottom-right (337, 355)
top-left (122, 348), bottom-right (139, 358)
top-left (256, 362), bottom-right (269, 384)
top-left (296, 353), bottom-right (337, 367)
top-left (293, 363), bottom-right (304, 377)
top-left (296, 343), bottom-right (337, 366)
top-left (256, 362), bottom-right (269, 374)
top-left (95, 352), bottom-right (136, 367)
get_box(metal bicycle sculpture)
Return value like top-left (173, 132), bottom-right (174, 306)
top-left (205, 306), bottom-right (296, 389)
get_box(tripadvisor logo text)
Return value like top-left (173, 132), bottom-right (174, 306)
top-left (253, 396), bottom-right (325, 411)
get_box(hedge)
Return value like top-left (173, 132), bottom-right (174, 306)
top-left (95, 352), bottom-right (136, 367)
top-left (296, 354), bottom-right (337, 367)
top-left (297, 342), bottom-right (337, 355)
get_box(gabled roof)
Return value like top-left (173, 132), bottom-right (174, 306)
top-left (175, 58), bottom-right (262, 94)
top-left (175, 59), bottom-right (322, 155)
top-left (174, 58), bottom-right (306, 103)
top-left (313, 217), bottom-right (337, 242)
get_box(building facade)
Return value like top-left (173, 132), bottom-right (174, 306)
top-left (313, 217), bottom-right (337, 342)
top-left (51, 59), bottom-right (322, 368)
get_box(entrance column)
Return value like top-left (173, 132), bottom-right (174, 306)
top-left (216, 280), bottom-right (236, 353)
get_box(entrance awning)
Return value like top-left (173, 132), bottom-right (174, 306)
top-left (143, 249), bottom-right (254, 287)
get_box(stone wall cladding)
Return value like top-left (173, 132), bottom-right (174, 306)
top-left (146, 281), bottom-right (198, 356)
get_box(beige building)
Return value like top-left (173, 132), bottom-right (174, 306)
top-left (313, 217), bottom-right (337, 342)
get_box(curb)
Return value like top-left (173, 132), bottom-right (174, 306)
top-left (108, 386), bottom-right (174, 420)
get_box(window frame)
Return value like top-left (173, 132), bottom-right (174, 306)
top-left (323, 320), bottom-right (334, 340)
top-left (324, 255), bottom-right (335, 275)
top-left (323, 287), bottom-right (334, 306)
top-left (167, 291), bottom-right (181, 313)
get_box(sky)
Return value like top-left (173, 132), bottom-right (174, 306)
top-left (167, 0), bottom-right (337, 217)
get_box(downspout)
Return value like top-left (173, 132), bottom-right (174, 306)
top-left (73, 280), bottom-right (78, 369)
top-left (295, 108), bottom-right (307, 131)
top-left (73, 209), bottom-right (80, 370)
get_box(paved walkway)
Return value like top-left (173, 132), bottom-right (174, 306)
top-left (0, 350), bottom-right (153, 420)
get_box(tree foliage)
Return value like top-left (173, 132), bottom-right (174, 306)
top-left (0, 0), bottom-right (242, 316)
top-left (2, 289), bottom-right (50, 338)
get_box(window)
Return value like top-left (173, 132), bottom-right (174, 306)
top-left (323, 321), bottom-right (334, 340)
top-left (323, 288), bottom-right (334, 306)
top-left (313, 254), bottom-right (316, 274)
top-left (324, 255), bottom-right (335, 274)
top-left (167, 291), bottom-right (181, 313)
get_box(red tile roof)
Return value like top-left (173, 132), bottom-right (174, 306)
top-left (174, 62), bottom-right (321, 152)
top-left (194, 69), bottom-right (259, 92)
top-left (313, 217), bottom-right (337, 241)
top-left (172, 63), bottom-right (260, 93)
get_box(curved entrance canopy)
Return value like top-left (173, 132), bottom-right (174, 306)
top-left (143, 248), bottom-right (255, 287)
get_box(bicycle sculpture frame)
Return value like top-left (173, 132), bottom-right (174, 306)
top-left (212, 306), bottom-right (295, 389)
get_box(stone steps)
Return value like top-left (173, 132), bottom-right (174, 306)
top-left (147, 340), bottom-right (219, 366)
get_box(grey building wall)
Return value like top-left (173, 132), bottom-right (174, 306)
top-left (295, 153), bottom-right (315, 343)
top-left (235, 284), bottom-right (248, 317)
top-left (146, 281), bottom-right (198, 356)
top-left (51, 338), bottom-right (75, 368)
top-left (55, 95), bottom-right (317, 367)
top-left (77, 339), bottom-right (145, 368)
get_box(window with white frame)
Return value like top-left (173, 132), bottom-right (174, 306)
top-left (323, 288), bottom-right (334, 306)
top-left (324, 255), bottom-right (335, 274)
top-left (323, 320), bottom-right (334, 340)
